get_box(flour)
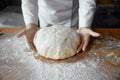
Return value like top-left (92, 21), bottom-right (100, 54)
top-left (0, 33), bottom-right (120, 80)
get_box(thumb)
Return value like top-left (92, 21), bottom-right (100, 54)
top-left (16, 29), bottom-right (26, 38)
top-left (90, 30), bottom-right (100, 37)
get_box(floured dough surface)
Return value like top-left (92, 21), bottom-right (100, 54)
top-left (34, 25), bottom-right (80, 59)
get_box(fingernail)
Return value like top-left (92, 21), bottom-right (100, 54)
top-left (77, 50), bottom-right (79, 53)
top-left (82, 48), bottom-right (85, 51)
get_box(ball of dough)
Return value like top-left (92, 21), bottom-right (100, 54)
top-left (34, 25), bottom-right (80, 59)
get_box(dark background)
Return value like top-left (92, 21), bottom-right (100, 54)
top-left (0, 0), bottom-right (21, 10)
top-left (0, 0), bottom-right (120, 28)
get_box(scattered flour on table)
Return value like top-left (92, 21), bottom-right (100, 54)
top-left (0, 33), bottom-right (120, 80)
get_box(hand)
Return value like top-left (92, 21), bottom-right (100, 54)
top-left (76, 27), bottom-right (100, 53)
top-left (17, 23), bottom-right (38, 52)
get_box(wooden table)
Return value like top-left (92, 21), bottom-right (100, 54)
top-left (0, 28), bottom-right (120, 80)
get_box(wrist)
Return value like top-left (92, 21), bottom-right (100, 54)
top-left (77, 27), bottom-right (92, 34)
top-left (26, 23), bottom-right (38, 29)
top-left (79, 27), bottom-right (90, 30)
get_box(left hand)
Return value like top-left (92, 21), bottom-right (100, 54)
top-left (76, 27), bottom-right (100, 53)
top-left (17, 23), bottom-right (38, 52)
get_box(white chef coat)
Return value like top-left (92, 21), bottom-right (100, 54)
top-left (22, 0), bottom-right (96, 28)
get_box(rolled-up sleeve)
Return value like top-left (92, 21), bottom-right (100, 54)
top-left (21, 0), bottom-right (38, 26)
top-left (79, 0), bottom-right (96, 28)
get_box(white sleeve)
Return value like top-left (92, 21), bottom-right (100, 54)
top-left (79, 0), bottom-right (96, 28)
top-left (21, 0), bottom-right (38, 26)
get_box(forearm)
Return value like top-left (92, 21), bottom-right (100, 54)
top-left (79, 0), bottom-right (96, 28)
top-left (21, 0), bottom-right (38, 26)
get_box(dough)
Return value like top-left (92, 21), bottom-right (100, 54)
top-left (34, 25), bottom-right (80, 59)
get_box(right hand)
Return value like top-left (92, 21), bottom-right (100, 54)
top-left (17, 23), bottom-right (38, 52)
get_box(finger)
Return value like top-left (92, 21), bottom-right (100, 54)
top-left (90, 31), bottom-right (100, 37)
top-left (25, 36), bottom-right (37, 52)
top-left (77, 40), bottom-right (84, 53)
top-left (16, 29), bottom-right (26, 38)
top-left (30, 39), bottom-right (37, 52)
top-left (82, 37), bottom-right (90, 51)
top-left (30, 43), bottom-right (37, 52)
